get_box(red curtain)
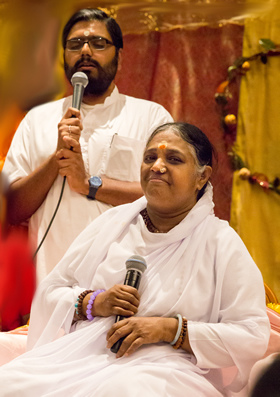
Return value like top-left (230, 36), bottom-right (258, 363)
top-left (116, 23), bottom-right (244, 220)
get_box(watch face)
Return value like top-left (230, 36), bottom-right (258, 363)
top-left (89, 176), bottom-right (102, 188)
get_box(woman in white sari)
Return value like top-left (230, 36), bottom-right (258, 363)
top-left (0, 122), bottom-right (270, 396)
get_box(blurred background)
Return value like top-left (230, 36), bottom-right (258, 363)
top-left (0, 0), bottom-right (279, 296)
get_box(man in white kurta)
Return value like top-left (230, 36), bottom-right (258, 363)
top-left (3, 87), bottom-right (172, 283)
top-left (2, 7), bottom-right (173, 283)
top-left (0, 185), bottom-right (270, 396)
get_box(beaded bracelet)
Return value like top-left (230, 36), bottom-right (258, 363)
top-left (170, 314), bottom-right (182, 346)
top-left (86, 289), bottom-right (105, 321)
top-left (173, 316), bottom-right (188, 350)
top-left (75, 289), bottom-right (93, 320)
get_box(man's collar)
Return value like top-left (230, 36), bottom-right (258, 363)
top-left (81, 86), bottom-right (119, 110)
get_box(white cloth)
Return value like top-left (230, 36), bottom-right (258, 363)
top-left (0, 333), bottom-right (27, 366)
top-left (0, 185), bottom-right (270, 397)
top-left (3, 87), bottom-right (173, 282)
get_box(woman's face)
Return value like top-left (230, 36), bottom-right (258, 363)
top-left (141, 129), bottom-right (211, 215)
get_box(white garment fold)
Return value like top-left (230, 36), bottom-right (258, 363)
top-left (0, 185), bottom-right (270, 396)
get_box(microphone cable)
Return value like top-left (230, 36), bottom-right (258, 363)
top-left (33, 176), bottom-right (66, 259)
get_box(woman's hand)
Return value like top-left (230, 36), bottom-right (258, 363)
top-left (106, 316), bottom-right (178, 358)
top-left (89, 285), bottom-right (140, 318)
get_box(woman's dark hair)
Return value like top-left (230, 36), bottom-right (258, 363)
top-left (147, 122), bottom-right (216, 199)
top-left (62, 8), bottom-right (123, 52)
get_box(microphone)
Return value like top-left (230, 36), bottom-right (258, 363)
top-left (110, 255), bottom-right (147, 354)
top-left (71, 71), bottom-right (89, 110)
top-left (69, 72), bottom-right (88, 151)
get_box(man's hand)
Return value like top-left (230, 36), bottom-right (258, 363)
top-left (57, 107), bottom-right (83, 151)
top-left (56, 138), bottom-right (89, 194)
top-left (56, 107), bottom-right (89, 194)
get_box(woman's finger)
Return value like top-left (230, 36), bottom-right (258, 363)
top-left (116, 335), bottom-right (144, 358)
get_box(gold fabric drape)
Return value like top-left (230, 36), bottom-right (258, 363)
top-left (231, 5), bottom-right (280, 297)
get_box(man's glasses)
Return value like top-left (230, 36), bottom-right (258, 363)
top-left (66, 36), bottom-right (114, 51)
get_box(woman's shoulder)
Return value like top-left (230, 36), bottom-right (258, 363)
top-left (206, 215), bottom-right (249, 250)
top-left (206, 216), bottom-right (257, 268)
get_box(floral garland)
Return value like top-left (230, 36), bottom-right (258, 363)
top-left (229, 150), bottom-right (280, 195)
top-left (215, 38), bottom-right (280, 195)
top-left (267, 302), bottom-right (280, 315)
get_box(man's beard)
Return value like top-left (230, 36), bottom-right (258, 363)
top-left (64, 53), bottom-right (118, 96)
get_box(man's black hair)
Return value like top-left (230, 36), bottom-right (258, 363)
top-left (62, 8), bottom-right (123, 51)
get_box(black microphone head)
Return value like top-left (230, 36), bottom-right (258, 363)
top-left (126, 255), bottom-right (147, 274)
top-left (71, 71), bottom-right (89, 88)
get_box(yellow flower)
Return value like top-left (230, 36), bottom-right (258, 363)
top-left (238, 168), bottom-right (251, 180)
top-left (241, 61), bottom-right (250, 71)
top-left (267, 303), bottom-right (280, 314)
top-left (224, 114), bottom-right (237, 126)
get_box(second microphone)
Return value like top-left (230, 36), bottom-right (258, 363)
top-left (110, 255), bottom-right (147, 354)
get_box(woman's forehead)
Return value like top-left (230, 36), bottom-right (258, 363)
top-left (147, 130), bottom-right (187, 150)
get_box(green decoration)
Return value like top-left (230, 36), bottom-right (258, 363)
top-left (215, 40), bottom-right (280, 196)
top-left (259, 38), bottom-right (276, 51)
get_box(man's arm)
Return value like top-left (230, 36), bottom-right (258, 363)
top-left (57, 136), bottom-right (144, 206)
top-left (95, 176), bottom-right (143, 206)
top-left (6, 107), bottom-right (83, 224)
top-left (7, 154), bottom-right (59, 224)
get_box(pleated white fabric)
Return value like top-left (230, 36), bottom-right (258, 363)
top-left (0, 185), bottom-right (270, 397)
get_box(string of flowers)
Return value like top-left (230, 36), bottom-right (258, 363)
top-left (267, 303), bottom-right (280, 314)
top-left (215, 38), bottom-right (280, 195)
top-left (228, 147), bottom-right (280, 195)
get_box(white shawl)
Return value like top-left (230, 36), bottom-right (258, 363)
top-left (21, 184), bottom-right (270, 395)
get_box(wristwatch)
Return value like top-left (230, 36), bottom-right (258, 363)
top-left (87, 176), bottom-right (102, 200)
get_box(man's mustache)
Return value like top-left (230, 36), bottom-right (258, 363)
top-left (74, 57), bottom-right (101, 69)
